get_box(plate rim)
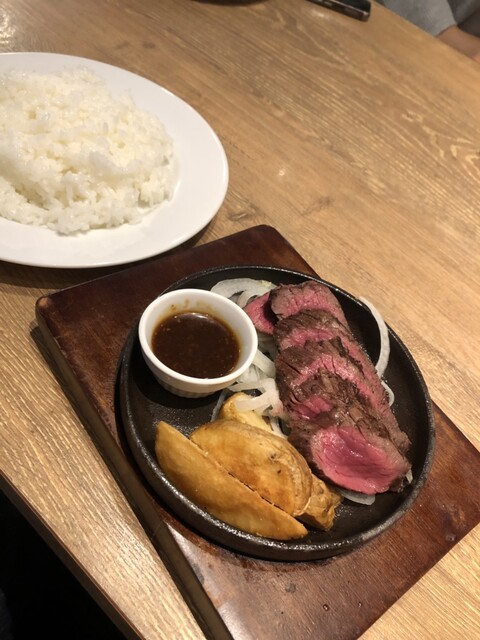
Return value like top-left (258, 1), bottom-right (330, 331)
top-left (0, 52), bottom-right (229, 269)
top-left (118, 265), bottom-right (436, 561)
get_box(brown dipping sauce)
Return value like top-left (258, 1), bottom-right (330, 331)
top-left (151, 311), bottom-right (240, 379)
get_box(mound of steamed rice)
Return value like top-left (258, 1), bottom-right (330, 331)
top-left (0, 67), bottom-right (176, 234)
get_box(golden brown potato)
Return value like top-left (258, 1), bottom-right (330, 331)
top-left (299, 475), bottom-right (342, 531)
top-left (218, 392), bottom-right (271, 432)
top-left (201, 402), bottom-right (342, 530)
top-left (191, 419), bottom-right (312, 516)
top-left (155, 421), bottom-right (308, 540)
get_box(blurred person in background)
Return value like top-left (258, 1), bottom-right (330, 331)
top-left (378, 1), bottom-right (480, 62)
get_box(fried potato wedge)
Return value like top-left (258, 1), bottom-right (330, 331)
top-left (191, 419), bottom-right (312, 516)
top-left (155, 421), bottom-right (308, 540)
top-left (218, 392), bottom-right (271, 432)
top-left (212, 400), bottom-right (341, 530)
top-left (299, 475), bottom-right (342, 531)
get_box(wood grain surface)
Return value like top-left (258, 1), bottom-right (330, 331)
top-left (35, 226), bottom-right (480, 640)
top-left (1, 1), bottom-right (479, 639)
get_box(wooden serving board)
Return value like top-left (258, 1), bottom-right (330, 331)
top-left (36, 226), bottom-right (480, 640)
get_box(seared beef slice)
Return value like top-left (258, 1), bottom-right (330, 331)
top-left (275, 309), bottom-right (350, 351)
top-left (289, 409), bottom-right (411, 494)
top-left (270, 280), bottom-right (349, 327)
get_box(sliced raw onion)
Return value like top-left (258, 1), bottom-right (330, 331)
top-left (252, 349), bottom-right (276, 378)
top-left (229, 377), bottom-right (283, 416)
top-left (338, 488), bottom-right (376, 505)
top-left (359, 296), bottom-right (390, 379)
top-left (236, 364), bottom-right (262, 384)
top-left (382, 380), bottom-right (395, 407)
top-left (234, 392), bottom-right (274, 413)
top-left (227, 379), bottom-right (267, 393)
top-left (211, 278), bottom-right (275, 303)
top-left (211, 387), bottom-right (230, 421)
top-left (237, 283), bottom-right (275, 308)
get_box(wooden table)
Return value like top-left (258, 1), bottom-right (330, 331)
top-left (1, 1), bottom-right (479, 638)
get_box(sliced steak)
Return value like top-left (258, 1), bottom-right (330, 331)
top-left (280, 368), bottom-right (357, 421)
top-left (275, 310), bottom-right (378, 386)
top-left (276, 338), bottom-right (410, 455)
top-left (289, 407), bottom-right (411, 494)
top-left (275, 309), bottom-right (381, 389)
top-left (243, 291), bottom-right (276, 335)
top-left (274, 309), bottom-right (349, 351)
top-left (270, 281), bottom-right (349, 327)
top-left (276, 338), bottom-right (387, 416)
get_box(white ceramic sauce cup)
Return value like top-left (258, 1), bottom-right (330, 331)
top-left (138, 288), bottom-right (258, 398)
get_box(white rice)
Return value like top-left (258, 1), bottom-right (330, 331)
top-left (0, 67), bottom-right (176, 234)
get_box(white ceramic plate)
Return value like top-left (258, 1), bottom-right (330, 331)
top-left (0, 53), bottom-right (229, 268)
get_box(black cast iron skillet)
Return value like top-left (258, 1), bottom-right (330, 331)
top-left (117, 265), bottom-right (435, 561)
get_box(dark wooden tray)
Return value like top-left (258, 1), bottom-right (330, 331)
top-left (36, 225), bottom-right (480, 640)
